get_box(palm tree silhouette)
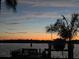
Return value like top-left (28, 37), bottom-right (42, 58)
top-left (46, 13), bottom-right (79, 59)
top-left (54, 14), bottom-right (79, 40)
top-left (0, 0), bottom-right (17, 12)
top-left (46, 24), bottom-right (54, 40)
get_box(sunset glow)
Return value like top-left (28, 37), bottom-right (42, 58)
top-left (0, 0), bottom-right (79, 40)
top-left (0, 32), bottom-right (79, 40)
top-left (0, 32), bottom-right (59, 40)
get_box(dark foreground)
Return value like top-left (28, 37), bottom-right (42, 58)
top-left (0, 57), bottom-right (68, 59)
top-left (0, 40), bottom-right (79, 59)
top-left (0, 57), bottom-right (77, 59)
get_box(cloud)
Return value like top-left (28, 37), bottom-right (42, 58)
top-left (1, 12), bottom-right (60, 21)
top-left (28, 12), bottom-right (60, 19)
top-left (18, 0), bottom-right (79, 7)
top-left (4, 32), bottom-right (27, 34)
top-left (0, 11), bottom-right (71, 26)
top-left (14, 12), bottom-right (60, 21)
top-left (4, 22), bottom-right (20, 25)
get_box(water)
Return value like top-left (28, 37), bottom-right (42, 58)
top-left (0, 43), bottom-right (79, 58)
top-left (0, 43), bottom-right (48, 57)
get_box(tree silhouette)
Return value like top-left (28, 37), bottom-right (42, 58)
top-left (46, 14), bottom-right (79, 40)
top-left (0, 0), bottom-right (17, 12)
top-left (46, 13), bottom-right (79, 59)
top-left (54, 14), bottom-right (79, 40)
top-left (0, 0), bottom-right (1, 10)
top-left (46, 24), bottom-right (55, 40)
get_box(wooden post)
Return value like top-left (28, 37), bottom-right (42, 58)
top-left (68, 41), bottom-right (74, 59)
top-left (48, 44), bottom-right (51, 59)
top-left (30, 39), bottom-right (32, 47)
top-left (39, 48), bottom-right (41, 54)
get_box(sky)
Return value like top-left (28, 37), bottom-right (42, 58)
top-left (0, 0), bottom-right (79, 40)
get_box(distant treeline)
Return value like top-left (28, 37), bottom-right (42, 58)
top-left (0, 40), bottom-right (79, 44)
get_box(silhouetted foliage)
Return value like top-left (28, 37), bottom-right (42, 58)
top-left (46, 24), bottom-right (55, 39)
top-left (46, 13), bottom-right (79, 40)
top-left (46, 13), bottom-right (79, 59)
top-left (55, 14), bottom-right (79, 39)
top-left (5, 0), bottom-right (17, 11)
top-left (0, 0), bottom-right (17, 12)
top-left (0, 0), bottom-right (1, 10)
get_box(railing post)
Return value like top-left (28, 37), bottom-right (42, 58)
top-left (68, 41), bottom-right (74, 59)
top-left (48, 44), bottom-right (51, 59)
top-left (30, 39), bottom-right (32, 47)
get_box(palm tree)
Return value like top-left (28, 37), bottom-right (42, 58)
top-left (46, 24), bottom-right (55, 58)
top-left (54, 14), bottom-right (79, 40)
top-left (46, 13), bottom-right (79, 59)
top-left (0, 0), bottom-right (17, 12)
top-left (46, 24), bottom-right (54, 40)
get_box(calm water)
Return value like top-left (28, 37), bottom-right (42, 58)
top-left (0, 43), bottom-right (79, 58)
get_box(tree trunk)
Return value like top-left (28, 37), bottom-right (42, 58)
top-left (51, 32), bottom-right (52, 40)
top-left (68, 40), bottom-right (74, 59)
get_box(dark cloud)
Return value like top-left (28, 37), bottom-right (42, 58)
top-left (19, 0), bottom-right (79, 2)
top-left (0, 20), bottom-right (21, 25)
top-left (18, 0), bottom-right (79, 8)
top-left (4, 32), bottom-right (27, 34)
top-left (6, 22), bottom-right (20, 25)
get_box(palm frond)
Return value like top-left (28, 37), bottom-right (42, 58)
top-left (5, 0), bottom-right (17, 11)
top-left (46, 13), bottom-right (79, 40)
top-left (61, 15), bottom-right (68, 26)
top-left (0, 0), bottom-right (1, 10)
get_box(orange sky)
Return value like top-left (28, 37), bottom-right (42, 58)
top-left (0, 32), bottom-right (59, 40)
top-left (0, 32), bottom-right (79, 40)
